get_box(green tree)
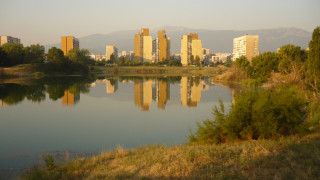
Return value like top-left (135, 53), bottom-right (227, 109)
top-left (306, 27), bottom-right (320, 94)
top-left (277, 44), bottom-right (306, 77)
top-left (195, 55), bottom-right (201, 67)
top-left (1, 43), bottom-right (25, 66)
top-left (190, 55), bottom-right (195, 65)
top-left (110, 53), bottom-right (116, 64)
top-left (234, 56), bottom-right (252, 77)
top-left (24, 44), bottom-right (45, 63)
top-left (67, 49), bottom-right (92, 65)
top-left (47, 47), bottom-right (65, 63)
top-left (117, 56), bottom-right (125, 66)
top-left (251, 52), bottom-right (279, 81)
top-left (0, 47), bottom-right (8, 67)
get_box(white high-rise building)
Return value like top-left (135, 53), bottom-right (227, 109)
top-left (232, 35), bottom-right (259, 63)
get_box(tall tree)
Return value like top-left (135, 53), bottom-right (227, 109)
top-left (0, 47), bottom-right (8, 67)
top-left (110, 53), bottom-right (116, 64)
top-left (190, 55), bottom-right (195, 65)
top-left (195, 55), bottom-right (201, 67)
top-left (1, 43), bottom-right (25, 66)
top-left (277, 44), bottom-right (306, 78)
top-left (47, 47), bottom-right (65, 63)
top-left (307, 27), bottom-right (320, 94)
top-left (68, 49), bottom-right (92, 65)
top-left (24, 44), bottom-right (45, 63)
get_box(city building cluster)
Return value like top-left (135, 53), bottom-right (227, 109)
top-left (1, 30), bottom-right (261, 65)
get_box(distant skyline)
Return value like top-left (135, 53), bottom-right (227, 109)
top-left (1, 0), bottom-right (319, 46)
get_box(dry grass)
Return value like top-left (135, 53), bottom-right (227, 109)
top-left (24, 132), bottom-right (320, 179)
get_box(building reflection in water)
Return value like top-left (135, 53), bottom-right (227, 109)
top-left (93, 77), bottom-right (210, 111)
top-left (154, 80), bottom-right (170, 110)
top-left (180, 77), bottom-right (204, 107)
top-left (62, 90), bottom-right (80, 106)
top-left (106, 79), bottom-right (118, 94)
top-left (0, 99), bottom-right (8, 107)
top-left (134, 79), bottom-right (152, 111)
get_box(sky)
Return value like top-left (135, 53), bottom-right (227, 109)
top-left (0, 0), bottom-right (319, 46)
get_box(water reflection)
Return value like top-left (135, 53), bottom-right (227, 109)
top-left (0, 75), bottom-right (235, 175)
top-left (62, 90), bottom-right (80, 106)
top-left (0, 76), bottom-right (233, 110)
top-left (0, 76), bottom-right (94, 107)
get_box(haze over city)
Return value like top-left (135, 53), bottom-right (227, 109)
top-left (1, 0), bottom-right (319, 46)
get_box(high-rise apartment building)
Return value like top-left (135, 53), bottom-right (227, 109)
top-left (232, 35), bottom-right (259, 63)
top-left (134, 28), bottom-right (152, 62)
top-left (0, 36), bottom-right (21, 46)
top-left (61, 36), bottom-right (79, 56)
top-left (181, 33), bottom-right (203, 66)
top-left (106, 45), bottom-right (118, 61)
top-left (153, 30), bottom-right (170, 62)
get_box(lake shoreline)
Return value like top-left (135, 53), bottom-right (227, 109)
top-left (0, 64), bottom-right (227, 78)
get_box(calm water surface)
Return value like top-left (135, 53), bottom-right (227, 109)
top-left (0, 76), bottom-right (232, 175)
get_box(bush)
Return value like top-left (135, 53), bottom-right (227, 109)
top-left (190, 85), bottom-right (308, 143)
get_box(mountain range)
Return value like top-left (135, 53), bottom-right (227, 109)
top-left (45, 26), bottom-right (312, 55)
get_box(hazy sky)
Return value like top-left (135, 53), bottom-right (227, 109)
top-left (1, 0), bottom-right (319, 46)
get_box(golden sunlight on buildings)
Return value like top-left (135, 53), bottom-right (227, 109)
top-left (153, 30), bottom-right (170, 62)
top-left (62, 90), bottom-right (80, 106)
top-left (61, 36), bottom-right (79, 56)
top-left (134, 28), bottom-right (153, 63)
top-left (106, 45), bottom-right (118, 61)
top-left (232, 35), bottom-right (259, 63)
top-left (181, 33), bottom-right (202, 66)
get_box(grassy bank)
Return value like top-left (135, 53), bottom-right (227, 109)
top-left (103, 66), bottom-right (226, 77)
top-left (0, 63), bottom-right (90, 78)
top-left (24, 132), bottom-right (320, 179)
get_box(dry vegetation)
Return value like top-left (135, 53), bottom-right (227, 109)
top-left (24, 132), bottom-right (320, 179)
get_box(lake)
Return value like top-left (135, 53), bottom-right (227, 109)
top-left (0, 76), bottom-right (232, 177)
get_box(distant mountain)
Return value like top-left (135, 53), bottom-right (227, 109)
top-left (45, 26), bottom-right (311, 54)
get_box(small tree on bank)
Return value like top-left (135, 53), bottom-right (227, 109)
top-left (307, 27), bottom-right (320, 94)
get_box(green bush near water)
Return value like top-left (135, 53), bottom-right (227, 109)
top-left (189, 85), bottom-right (311, 143)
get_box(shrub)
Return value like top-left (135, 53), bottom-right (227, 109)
top-left (190, 85), bottom-right (308, 143)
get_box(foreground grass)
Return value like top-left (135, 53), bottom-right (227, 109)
top-left (24, 132), bottom-right (320, 179)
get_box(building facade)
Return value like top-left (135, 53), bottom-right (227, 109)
top-left (232, 35), bottom-right (259, 63)
top-left (212, 53), bottom-right (232, 64)
top-left (61, 36), bottom-right (79, 56)
top-left (96, 55), bottom-right (107, 61)
top-left (181, 33), bottom-right (203, 66)
top-left (106, 45), bottom-right (118, 61)
top-left (0, 36), bottom-right (21, 46)
top-left (153, 30), bottom-right (170, 62)
top-left (134, 28), bottom-right (152, 63)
